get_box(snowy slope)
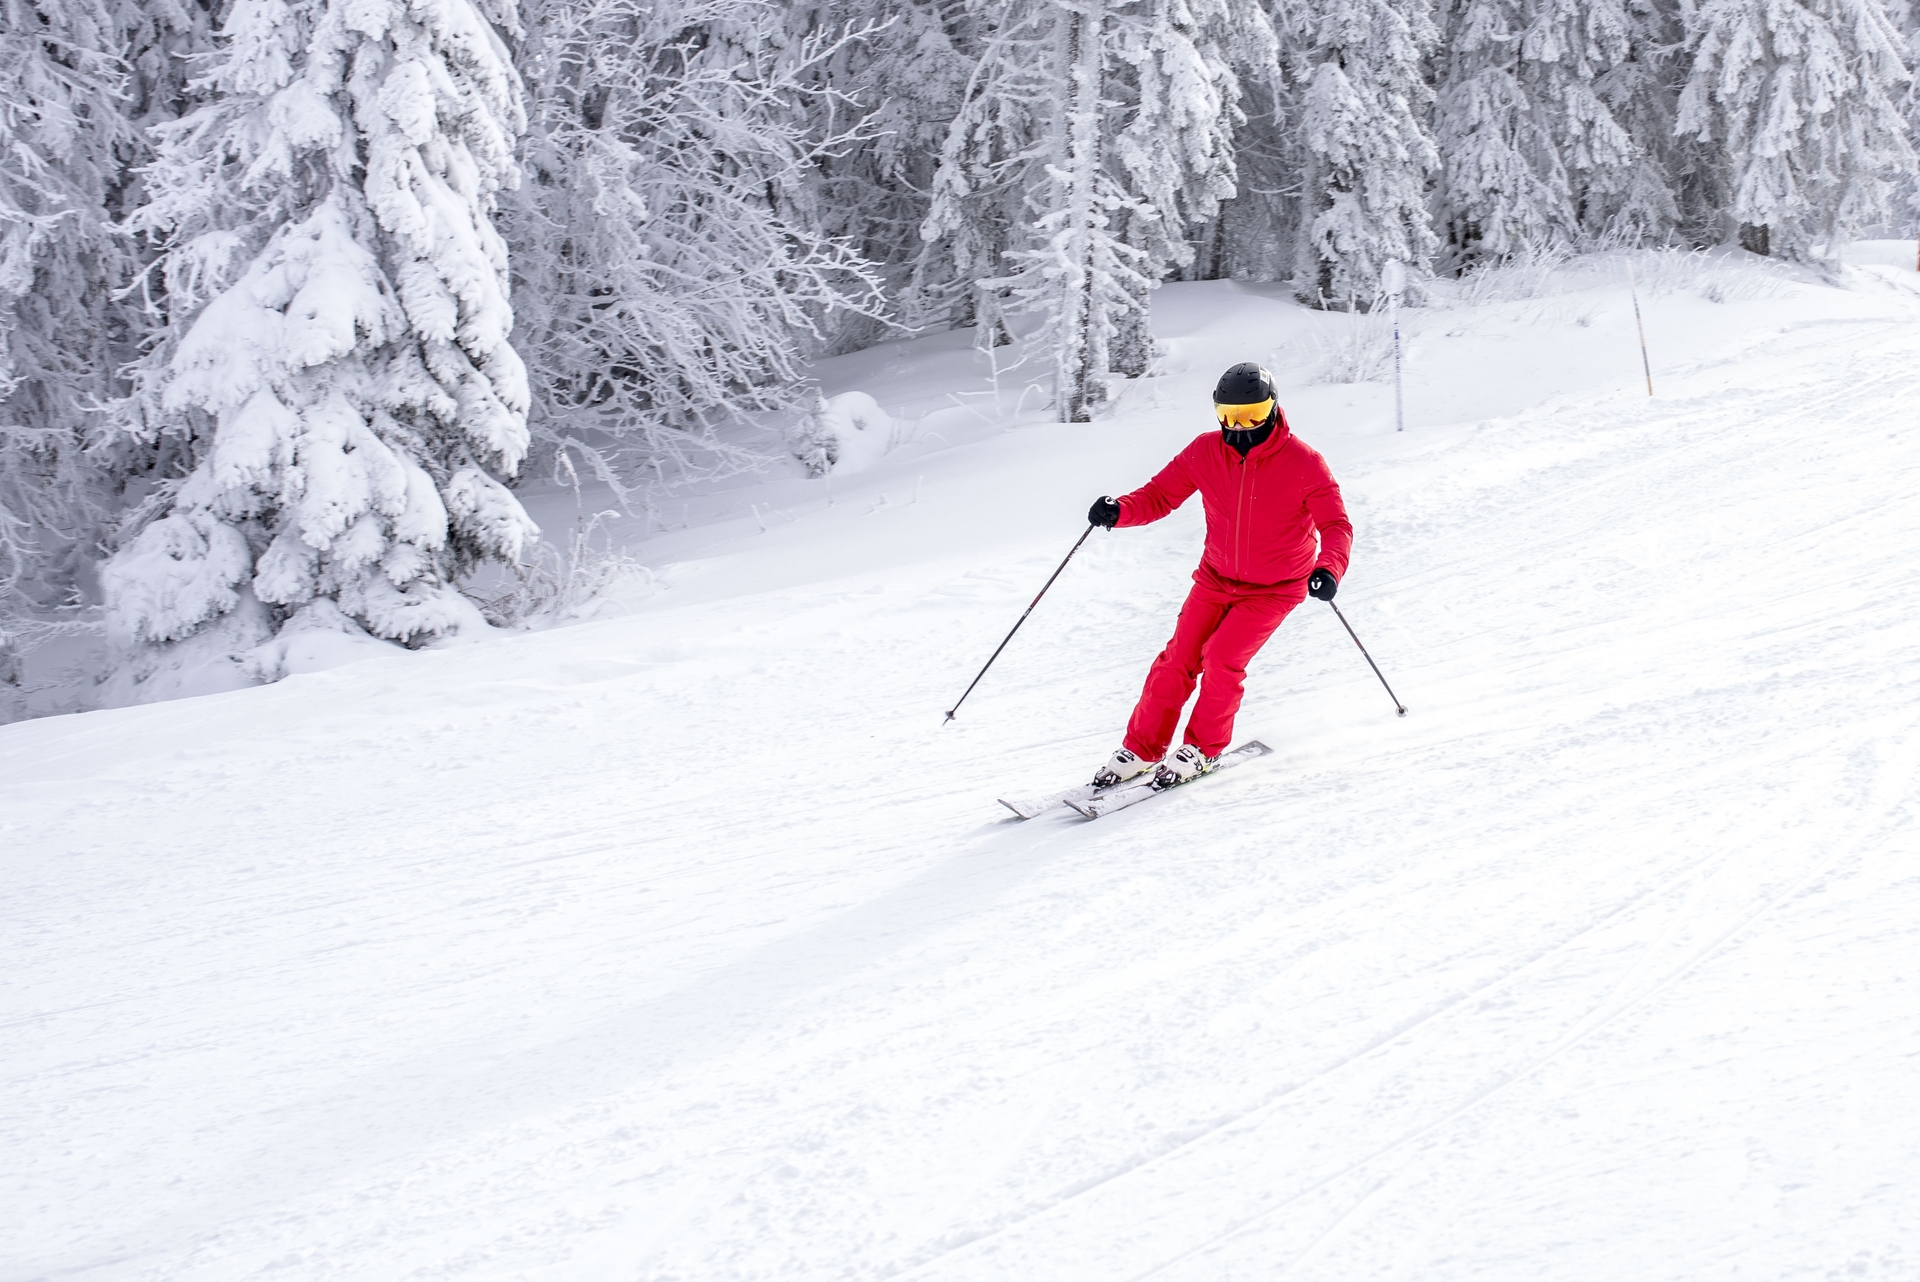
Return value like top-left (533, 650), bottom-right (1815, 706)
top-left (6, 250), bottom-right (1920, 1281)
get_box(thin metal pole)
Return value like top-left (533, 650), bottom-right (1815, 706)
top-left (1391, 294), bottom-right (1405, 432)
top-left (1383, 260), bottom-right (1406, 433)
top-left (1326, 599), bottom-right (1407, 717)
top-left (945, 525), bottom-right (1096, 723)
top-left (1626, 260), bottom-right (1654, 397)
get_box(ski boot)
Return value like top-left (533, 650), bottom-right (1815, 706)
top-left (1153, 744), bottom-right (1219, 788)
top-left (1092, 747), bottom-right (1156, 789)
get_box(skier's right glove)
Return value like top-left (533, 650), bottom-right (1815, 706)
top-left (1088, 496), bottom-right (1121, 529)
top-left (1307, 568), bottom-right (1338, 601)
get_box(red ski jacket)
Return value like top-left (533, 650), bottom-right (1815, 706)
top-left (1117, 414), bottom-right (1353, 587)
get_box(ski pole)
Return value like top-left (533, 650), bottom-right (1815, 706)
top-left (945, 525), bottom-right (1095, 723)
top-left (1325, 599), bottom-right (1407, 717)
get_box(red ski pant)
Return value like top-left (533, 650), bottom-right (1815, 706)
top-left (1123, 565), bottom-right (1307, 761)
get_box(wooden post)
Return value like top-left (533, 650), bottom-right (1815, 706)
top-left (1626, 260), bottom-right (1653, 397)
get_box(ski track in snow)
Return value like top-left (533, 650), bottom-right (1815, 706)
top-left (6, 272), bottom-right (1920, 1280)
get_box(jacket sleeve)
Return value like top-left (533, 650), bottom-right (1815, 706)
top-left (1116, 446), bottom-right (1197, 527)
top-left (1305, 455), bottom-right (1353, 579)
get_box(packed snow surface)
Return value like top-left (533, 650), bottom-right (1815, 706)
top-left (7, 250), bottom-right (1920, 1280)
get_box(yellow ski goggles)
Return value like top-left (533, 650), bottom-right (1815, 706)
top-left (1215, 397), bottom-right (1275, 428)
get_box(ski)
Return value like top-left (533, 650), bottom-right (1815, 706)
top-left (999, 782), bottom-right (1103, 820)
top-left (999, 764), bottom-right (1165, 818)
top-left (1063, 740), bottom-right (1272, 819)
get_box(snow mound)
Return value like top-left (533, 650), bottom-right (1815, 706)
top-left (788, 390), bottom-right (898, 476)
top-left (241, 599), bottom-right (404, 682)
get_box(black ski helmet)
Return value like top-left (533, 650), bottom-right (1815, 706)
top-left (1212, 362), bottom-right (1276, 407)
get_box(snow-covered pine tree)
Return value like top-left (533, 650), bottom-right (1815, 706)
top-left (1197, 0), bottom-right (1297, 284)
top-left (1109, 0), bottom-right (1252, 373)
top-left (1293, 0), bottom-right (1439, 304)
top-left (0, 0), bottom-right (150, 711)
top-left (1584, 0), bottom-right (1690, 244)
top-left (1889, 0), bottom-right (1920, 234)
top-left (1430, 0), bottom-right (1576, 263)
top-left (1021, 0), bottom-right (1149, 419)
top-left (920, 0), bottom-right (1266, 385)
top-left (916, 3), bottom-right (1050, 347)
top-left (1677, 0), bottom-right (1915, 259)
top-left (923, 0), bottom-right (1147, 421)
top-left (505, 0), bottom-right (887, 497)
top-left (105, 0), bottom-right (537, 699)
top-left (1906, 3), bottom-right (1920, 233)
top-left (1517, 0), bottom-right (1673, 245)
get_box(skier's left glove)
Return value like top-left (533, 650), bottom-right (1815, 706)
top-left (1088, 496), bottom-right (1121, 529)
top-left (1307, 568), bottom-right (1338, 601)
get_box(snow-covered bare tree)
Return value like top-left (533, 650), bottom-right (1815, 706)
top-left (1677, 0), bottom-right (1915, 258)
top-left (777, 0), bottom-right (974, 346)
top-left (506, 0), bottom-right (888, 497)
top-left (105, 0), bottom-right (537, 701)
top-left (1292, 0), bottom-right (1439, 303)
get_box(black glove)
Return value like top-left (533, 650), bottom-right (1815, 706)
top-left (1088, 496), bottom-right (1121, 529)
top-left (1307, 568), bottom-right (1338, 601)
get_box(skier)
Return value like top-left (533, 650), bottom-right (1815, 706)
top-left (1088, 363), bottom-right (1352, 789)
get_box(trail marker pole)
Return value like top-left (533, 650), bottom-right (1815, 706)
top-left (1626, 260), bottom-right (1654, 396)
top-left (945, 525), bottom-right (1096, 723)
top-left (1383, 260), bottom-right (1407, 432)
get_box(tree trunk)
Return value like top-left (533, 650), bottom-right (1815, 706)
top-left (1057, 2), bottom-right (1107, 423)
top-left (1738, 222), bottom-right (1770, 257)
top-left (1200, 214), bottom-right (1226, 282)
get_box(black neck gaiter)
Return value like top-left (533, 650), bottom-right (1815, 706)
top-left (1222, 421), bottom-right (1274, 458)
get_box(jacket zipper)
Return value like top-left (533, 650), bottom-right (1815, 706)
top-left (1233, 448), bottom-right (1248, 577)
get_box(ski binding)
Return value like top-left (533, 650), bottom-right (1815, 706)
top-left (1063, 740), bottom-right (1272, 819)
